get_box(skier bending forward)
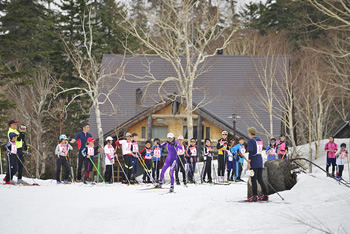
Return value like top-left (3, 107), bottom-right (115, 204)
top-left (155, 133), bottom-right (182, 192)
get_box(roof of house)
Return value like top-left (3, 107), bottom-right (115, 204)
top-left (332, 120), bottom-right (350, 138)
top-left (89, 54), bottom-right (287, 142)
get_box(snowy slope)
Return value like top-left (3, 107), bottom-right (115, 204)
top-left (1, 139), bottom-right (350, 234)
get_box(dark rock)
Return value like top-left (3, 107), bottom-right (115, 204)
top-left (247, 159), bottom-right (297, 198)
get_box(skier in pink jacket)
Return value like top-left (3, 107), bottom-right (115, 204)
top-left (324, 136), bottom-right (338, 177)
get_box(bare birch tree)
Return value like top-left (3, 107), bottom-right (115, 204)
top-left (55, 10), bottom-right (126, 173)
top-left (120, 0), bottom-right (236, 140)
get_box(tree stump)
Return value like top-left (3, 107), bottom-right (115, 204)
top-left (247, 159), bottom-right (297, 198)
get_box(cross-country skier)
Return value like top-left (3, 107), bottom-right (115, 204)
top-left (55, 134), bottom-right (73, 184)
top-left (276, 134), bottom-right (288, 159)
top-left (231, 137), bottom-right (246, 182)
top-left (217, 131), bottom-right (229, 182)
top-left (226, 139), bottom-right (236, 181)
top-left (140, 140), bottom-right (153, 183)
top-left (81, 137), bottom-right (100, 184)
top-left (325, 136), bottom-right (338, 177)
top-left (104, 136), bottom-right (116, 184)
top-left (175, 135), bottom-right (186, 185)
top-left (186, 138), bottom-right (198, 183)
top-left (152, 138), bottom-right (162, 183)
top-left (115, 133), bottom-right (134, 184)
top-left (335, 143), bottom-right (348, 180)
top-left (266, 138), bottom-right (277, 161)
top-left (202, 138), bottom-right (214, 183)
top-left (247, 127), bottom-right (268, 202)
top-left (4, 132), bottom-right (19, 185)
top-left (155, 133), bottom-right (182, 192)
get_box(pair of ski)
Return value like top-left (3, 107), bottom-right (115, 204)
top-left (139, 187), bottom-right (176, 194)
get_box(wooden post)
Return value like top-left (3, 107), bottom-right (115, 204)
top-left (147, 114), bottom-right (152, 140)
top-left (197, 115), bottom-right (202, 158)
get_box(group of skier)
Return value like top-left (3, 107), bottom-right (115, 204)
top-left (325, 136), bottom-right (349, 180)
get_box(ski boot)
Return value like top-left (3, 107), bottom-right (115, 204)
top-left (258, 195), bottom-right (269, 201)
top-left (5, 181), bottom-right (16, 185)
top-left (17, 179), bottom-right (29, 185)
top-left (247, 195), bottom-right (258, 202)
top-left (169, 185), bottom-right (174, 193)
top-left (57, 180), bottom-right (62, 184)
top-left (63, 180), bottom-right (71, 184)
top-left (176, 179), bottom-right (180, 185)
top-left (183, 180), bottom-right (187, 186)
top-left (154, 181), bottom-right (162, 188)
top-left (121, 180), bottom-right (128, 184)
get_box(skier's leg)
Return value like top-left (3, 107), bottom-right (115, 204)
top-left (63, 157), bottom-right (70, 181)
top-left (160, 161), bottom-right (170, 183)
top-left (257, 168), bottom-right (267, 195)
top-left (251, 168), bottom-right (258, 196)
top-left (56, 157), bottom-right (62, 181)
top-left (17, 149), bottom-right (24, 179)
top-left (208, 158), bottom-right (212, 181)
top-left (77, 151), bottom-right (84, 181)
top-left (169, 159), bottom-right (176, 185)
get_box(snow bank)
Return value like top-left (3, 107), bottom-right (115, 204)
top-left (0, 139), bottom-right (349, 234)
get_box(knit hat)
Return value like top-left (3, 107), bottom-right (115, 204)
top-left (248, 127), bottom-right (257, 135)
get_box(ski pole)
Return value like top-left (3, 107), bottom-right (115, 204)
top-left (265, 179), bottom-right (284, 200)
top-left (88, 157), bottom-right (105, 183)
top-left (71, 166), bottom-right (75, 183)
top-left (138, 156), bottom-right (155, 183)
top-left (15, 154), bottom-right (39, 185)
top-left (116, 156), bottom-right (130, 185)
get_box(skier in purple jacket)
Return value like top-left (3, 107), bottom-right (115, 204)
top-left (155, 133), bottom-right (182, 192)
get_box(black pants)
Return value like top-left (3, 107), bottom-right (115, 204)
top-left (142, 159), bottom-right (152, 182)
top-left (6, 154), bottom-right (18, 182)
top-left (105, 165), bottom-right (112, 182)
top-left (202, 157), bottom-right (212, 181)
top-left (84, 157), bottom-right (94, 179)
top-left (218, 154), bottom-right (226, 176)
top-left (56, 156), bottom-right (70, 181)
top-left (17, 148), bottom-right (24, 179)
top-left (152, 160), bottom-right (160, 181)
top-left (338, 165), bottom-right (344, 177)
top-left (251, 168), bottom-right (267, 196)
top-left (175, 155), bottom-right (186, 182)
top-left (236, 162), bottom-right (243, 180)
top-left (123, 155), bottom-right (133, 181)
top-left (77, 150), bottom-right (84, 180)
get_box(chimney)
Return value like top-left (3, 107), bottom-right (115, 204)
top-left (136, 88), bottom-right (143, 114)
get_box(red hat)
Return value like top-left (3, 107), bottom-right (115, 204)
top-left (87, 137), bottom-right (96, 142)
top-left (8, 120), bottom-right (19, 126)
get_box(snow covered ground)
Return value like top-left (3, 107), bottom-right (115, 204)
top-left (1, 139), bottom-right (350, 234)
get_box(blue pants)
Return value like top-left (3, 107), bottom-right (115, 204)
top-left (186, 156), bottom-right (197, 181)
top-left (226, 156), bottom-right (235, 173)
top-left (132, 157), bottom-right (138, 175)
top-left (267, 154), bottom-right (276, 161)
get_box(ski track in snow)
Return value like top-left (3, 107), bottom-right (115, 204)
top-left (1, 139), bottom-right (350, 234)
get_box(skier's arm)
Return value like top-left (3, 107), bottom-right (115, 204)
top-left (55, 145), bottom-right (61, 156)
top-left (17, 132), bottom-right (24, 142)
top-left (160, 142), bottom-right (167, 149)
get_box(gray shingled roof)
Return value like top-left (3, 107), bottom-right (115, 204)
top-left (89, 54), bottom-right (286, 143)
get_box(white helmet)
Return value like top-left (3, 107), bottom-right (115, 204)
top-left (105, 136), bottom-right (114, 142)
top-left (167, 133), bottom-right (174, 139)
top-left (178, 135), bottom-right (184, 140)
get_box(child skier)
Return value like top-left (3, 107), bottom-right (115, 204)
top-left (202, 138), bottom-right (213, 183)
top-left (152, 138), bottom-right (162, 183)
top-left (175, 135), bottom-right (186, 185)
top-left (115, 133), bottom-right (134, 184)
top-left (186, 138), bottom-right (198, 183)
top-left (325, 136), bottom-right (338, 177)
top-left (55, 134), bottom-right (73, 184)
top-left (217, 131), bottom-right (229, 182)
top-left (131, 133), bottom-right (140, 183)
top-left (155, 133), bottom-right (182, 192)
top-left (140, 140), bottom-right (153, 183)
top-left (4, 132), bottom-right (19, 185)
top-left (276, 134), bottom-right (288, 159)
top-left (266, 138), bottom-right (277, 161)
top-left (81, 137), bottom-right (99, 184)
top-left (335, 143), bottom-right (348, 180)
top-left (104, 136), bottom-right (116, 184)
top-left (231, 137), bottom-right (246, 182)
top-left (226, 139), bottom-right (236, 181)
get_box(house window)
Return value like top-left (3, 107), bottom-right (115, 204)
top-left (206, 127), bottom-right (210, 139)
top-left (152, 126), bottom-right (168, 139)
top-left (141, 126), bottom-right (146, 139)
top-left (183, 126), bottom-right (204, 139)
